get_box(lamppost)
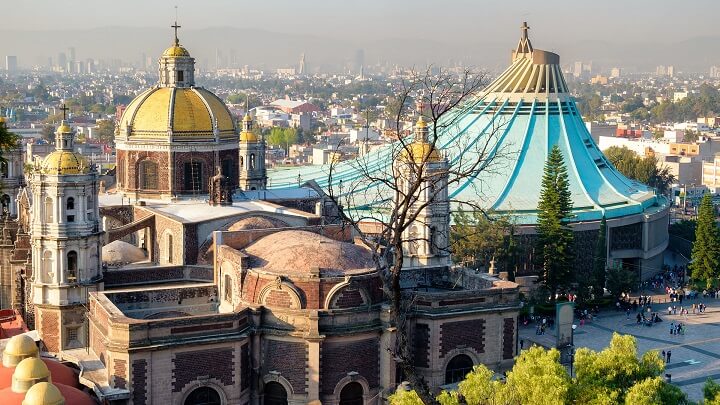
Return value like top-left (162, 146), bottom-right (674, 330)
top-left (570, 324), bottom-right (577, 377)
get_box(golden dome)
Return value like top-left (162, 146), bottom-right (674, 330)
top-left (13, 358), bottom-right (51, 393)
top-left (40, 151), bottom-right (88, 175)
top-left (240, 130), bottom-right (259, 142)
top-left (415, 116), bottom-right (427, 129)
top-left (242, 114), bottom-right (253, 122)
top-left (21, 382), bottom-right (64, 405)
top-left (118, 87), bottom-right (236, 141)
top-left (162, 45), bottom-right (190, 57)
top-left (402, 142), bottom-right (442, 163)
top-left (56, 123), bottom-right (72, 134)
top-left (0, 117), bottom-right (6, 123)
top-left (3, 335), bottom-right (38, 367)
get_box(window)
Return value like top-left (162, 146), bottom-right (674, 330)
top-left (0, 162), bottom-right (7, 178)
top-left (67, 251), bottom-right (78, 283)
top-left (249, 154), bottom-right (256, 170)
top-left (67, 215), bottom-right (75, 223)
top-left (339, 382), bottom-right (364, 405)
top-left (177, 70), bottom-right (184, 83)
top-left (184, 386), bottom-right (220, 405)
top-left (222, 158), bottom-right (234, 179)
top-left (183, 162), bottom-right (203, 192)
top-left (239, 156), bottom-right (244, 170)
top-left (42, 251), bottom-right (53, 282)
top-left (1, 194), bottom-right (9, 214)
top-left (264, 382), bottom-right (287, 405)
top-left (445, 354), bottom-right (474, 384)
top-left (44, 197), bottom-right (53, 222)
top-left (167, 234), bottom-right (174, 264)
top-left (66, 197), bottom-right (74, 211)
top-left (140, 160), bottom-right (159, 190)
top-left (224, 274), bottom-right (232, 303)
top-left (66, 326), bottom-right (80, 346)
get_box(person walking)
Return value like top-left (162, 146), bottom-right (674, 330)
top-left (667, 350), bottom-right (672, 363)
top-left (670, 322), bottom-right (675, 335)
top-left (662, 350), bottom-right (666, 362)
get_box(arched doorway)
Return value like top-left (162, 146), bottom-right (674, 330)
top-left (339, 382), bottom-right (364, 405)
top-left (445, 354), bottom-right (474, 384)
top-left (264, 381), bottom-right (288, 405)
top-left (184, 386), bottom-right (221, 405)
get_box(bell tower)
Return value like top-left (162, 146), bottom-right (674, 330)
top-left (238, 110), bottom-right (267, 191)
top-left (396, 116), bottom-right (451, 269)
top-left (30, 120), bottom-right (103, 353)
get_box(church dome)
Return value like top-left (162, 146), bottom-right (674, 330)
top-left (118, 87), bottom-right (236, 141)
top-left (3, 336), bottom-right (38, 367)
top-left (162, 45), bottom-right (190, 57)
top-left (244, 230), bottom-right (374, 276)
top-left (40, 151), bottom-right (88, 175)
top-left (21, 382), bottom-right (64, 405)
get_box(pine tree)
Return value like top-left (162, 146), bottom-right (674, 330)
top-left (690, 193), bottom-right (720, 289)
top-left (536, 145), bottom-right (574, 301)
top-left (592, 216), bottom-right (607, 298)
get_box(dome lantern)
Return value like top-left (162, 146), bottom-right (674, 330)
top-left (158, 20), bottom-right (195, 88)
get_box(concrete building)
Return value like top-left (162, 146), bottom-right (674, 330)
top-left (4, 56), bottom-right (17, 72)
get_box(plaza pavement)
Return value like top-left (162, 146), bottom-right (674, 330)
top-left (519, 294), bottom-right (720, 403)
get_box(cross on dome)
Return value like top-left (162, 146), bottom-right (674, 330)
top-left (515, 21), bottom-right (534, 57)
top-left (171, 21), bottom-right (181, 46)
top-left (59, 103), bottom-right (69, 121)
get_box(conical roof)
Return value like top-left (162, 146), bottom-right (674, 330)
top-left (267, 23), bottom-right (665, 224)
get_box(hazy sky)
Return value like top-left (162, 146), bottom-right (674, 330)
top-left (6, 0), bottom-right (719, 44)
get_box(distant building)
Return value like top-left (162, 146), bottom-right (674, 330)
top-left (590, 75), bottom-right (608, 85)
top-left (610, 67), bottom-right (621, 78)
top-left (702, 155), bottom-right (720, 192)
top-left (4, 56), bottom-right (17, 72)
top-left (270, 99), bottom-right (320, 114)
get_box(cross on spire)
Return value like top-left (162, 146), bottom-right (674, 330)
top-left (59, 103), bottom-right (69, 121)
top-left (171, 21), bottom-right (181, 45)
top-left (521, 21), bottom-right (530, 39)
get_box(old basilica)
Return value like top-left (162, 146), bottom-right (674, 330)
top-left (0, 26), bottom-right (520, 405)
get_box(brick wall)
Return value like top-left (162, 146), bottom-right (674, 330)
top-left (264, 339), bottom-right (306, 393)
top-left (120, 150), bottom-right (171, 193)
top-left (174, 151), bottom-right (214, 193)
top-left (321, 338), bottom-right (379, 395)
top-left (265, 289), bottom-right (293, 308)
top-left (38, 309), bottom-right (59, 353)
top-left (132, 359), bottom-right (147, 405)
top-left (113, 359), bottom-right (127, 389)
top-left (330, 287), bottom-right (366, 309)
top-left (103, 266), bottom-right (184, 286)
top-left (172, 347), bottom-right (235, 393)
top-left (440, 319), bottom-right (486, 358)
top-left (503, 317), bottom-right (515, 360)
top-left (412, 324), bottom-right (430, 368)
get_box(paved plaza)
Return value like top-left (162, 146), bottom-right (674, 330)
top-left (520, 293), bottom-right (720, 402)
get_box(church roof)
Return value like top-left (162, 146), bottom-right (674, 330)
top-left (266, 23), bottom-right (666, 224)
top-left (40, 151), bottom-right (88, 176)
top-left (118, 87), bottom-right (236, 141)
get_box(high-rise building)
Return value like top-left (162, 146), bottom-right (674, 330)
top-left (610, 67), bottom-right (621, 78)
top-left (5, 56), bottom-right (17, 72)
top-left (354, 48), bottom-right (365, 75)
top-left (573, 61), bottom-right (583, 78)
top-left (711, 65), bottom-right (720, 78)
top-left (67, 46), bottom-right (76, 63)
top-left (667, 65), bottom-right (675, 77)
top-left (57, 52), bottom-right (67, 71)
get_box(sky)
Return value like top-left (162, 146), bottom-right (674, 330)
top-left (3, 0), bottom-right (720, 71)
top-left (6, 0), bottom-right (718, 43)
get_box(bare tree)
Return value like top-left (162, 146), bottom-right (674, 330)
top-left (325, 67), bottom-right (511, 405)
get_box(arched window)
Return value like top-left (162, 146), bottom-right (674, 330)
top-left (249, 154), bottom-right (256, 170)
top-left (0, 161), bottom-right (7, 178)
top-left (339, 382), bottom-right (364, 405)
top-left (239, 156), bottom-right (244, 170)
top-left (445, 354), bottom-right (474, 384)
top-left (184, 162), bottom-right (203, 192)
top-left (183, 386), bottom-right (221, 405)
top-left (264, 382), bottom-right (287, 405)
top-left (221, 158), bottom-right (234, 179)
top-left (67, 251), bottom-right (78, 283)
top-left (66, 197), bottom-right (75, 210)
top-left (140, 160), bottom-right (159, 190)
top-left (167, 234), bottom-right (174, 264)
top-left (44, 197), bottom-right (53, 222)
top-left (224, 274), bottom-right (232, 303)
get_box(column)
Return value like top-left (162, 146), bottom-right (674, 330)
top-left (307, 338), bottom-right (321, 402)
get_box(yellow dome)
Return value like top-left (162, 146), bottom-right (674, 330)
top-left (242, 114), bottom-right (253, 122)
top-left (22, 382), bottom-right (65, 405)
top-left (240, 130), bottom-right (259, 142)
top-left (162, 45), bottom-right (190, 57)
top-left (56, 123), bottom-right (72, 134)
top-left (40, 151), bottom-right (88, 175)
top-left (4, 335), bottom-right (38, 358)
top-left (416, 116), bottom-right (427, 129)
top-left (402, 142), bottom-right (442, 163)
top-left (118, 87), bottom-right (236, 141)
top-left (0, 117), bottom-right (6, 123)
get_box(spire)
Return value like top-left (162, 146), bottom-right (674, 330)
top-left (514, 21), bottom-right (534, 60)
top-left (172, 6), bottom-right (181, 46)
top-left (415, 115), bottom-right (428, 142)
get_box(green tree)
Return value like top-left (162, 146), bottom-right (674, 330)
top-left (603, 146), bottom-right (675, 196)
top-left (0, 121), bottom-right (19, 163)
top-left (572, 333), bottom-right (666, 404)
top-left (451, 209), bottom-right (511, 270)
top-left (94, 120), bottom-right (116, 144)
top-left (704, 378), bottom-right (720, 404)
top-left (501, 346), bottom-right (570, 405)
top-left (690, 194), bottom-right (720, 288)
top-left (40, 125), bottom-right (55, 142)
top-left (536, 145), bottom-right (574, 301)
top-left (267, 127), bottom-right (297, 152)
top-left (624, 377), bottom-right (687, 405)
top-left (592, 216), bottom-right (608, 298)
top-left (605, 264), bottom-right (639, 298)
